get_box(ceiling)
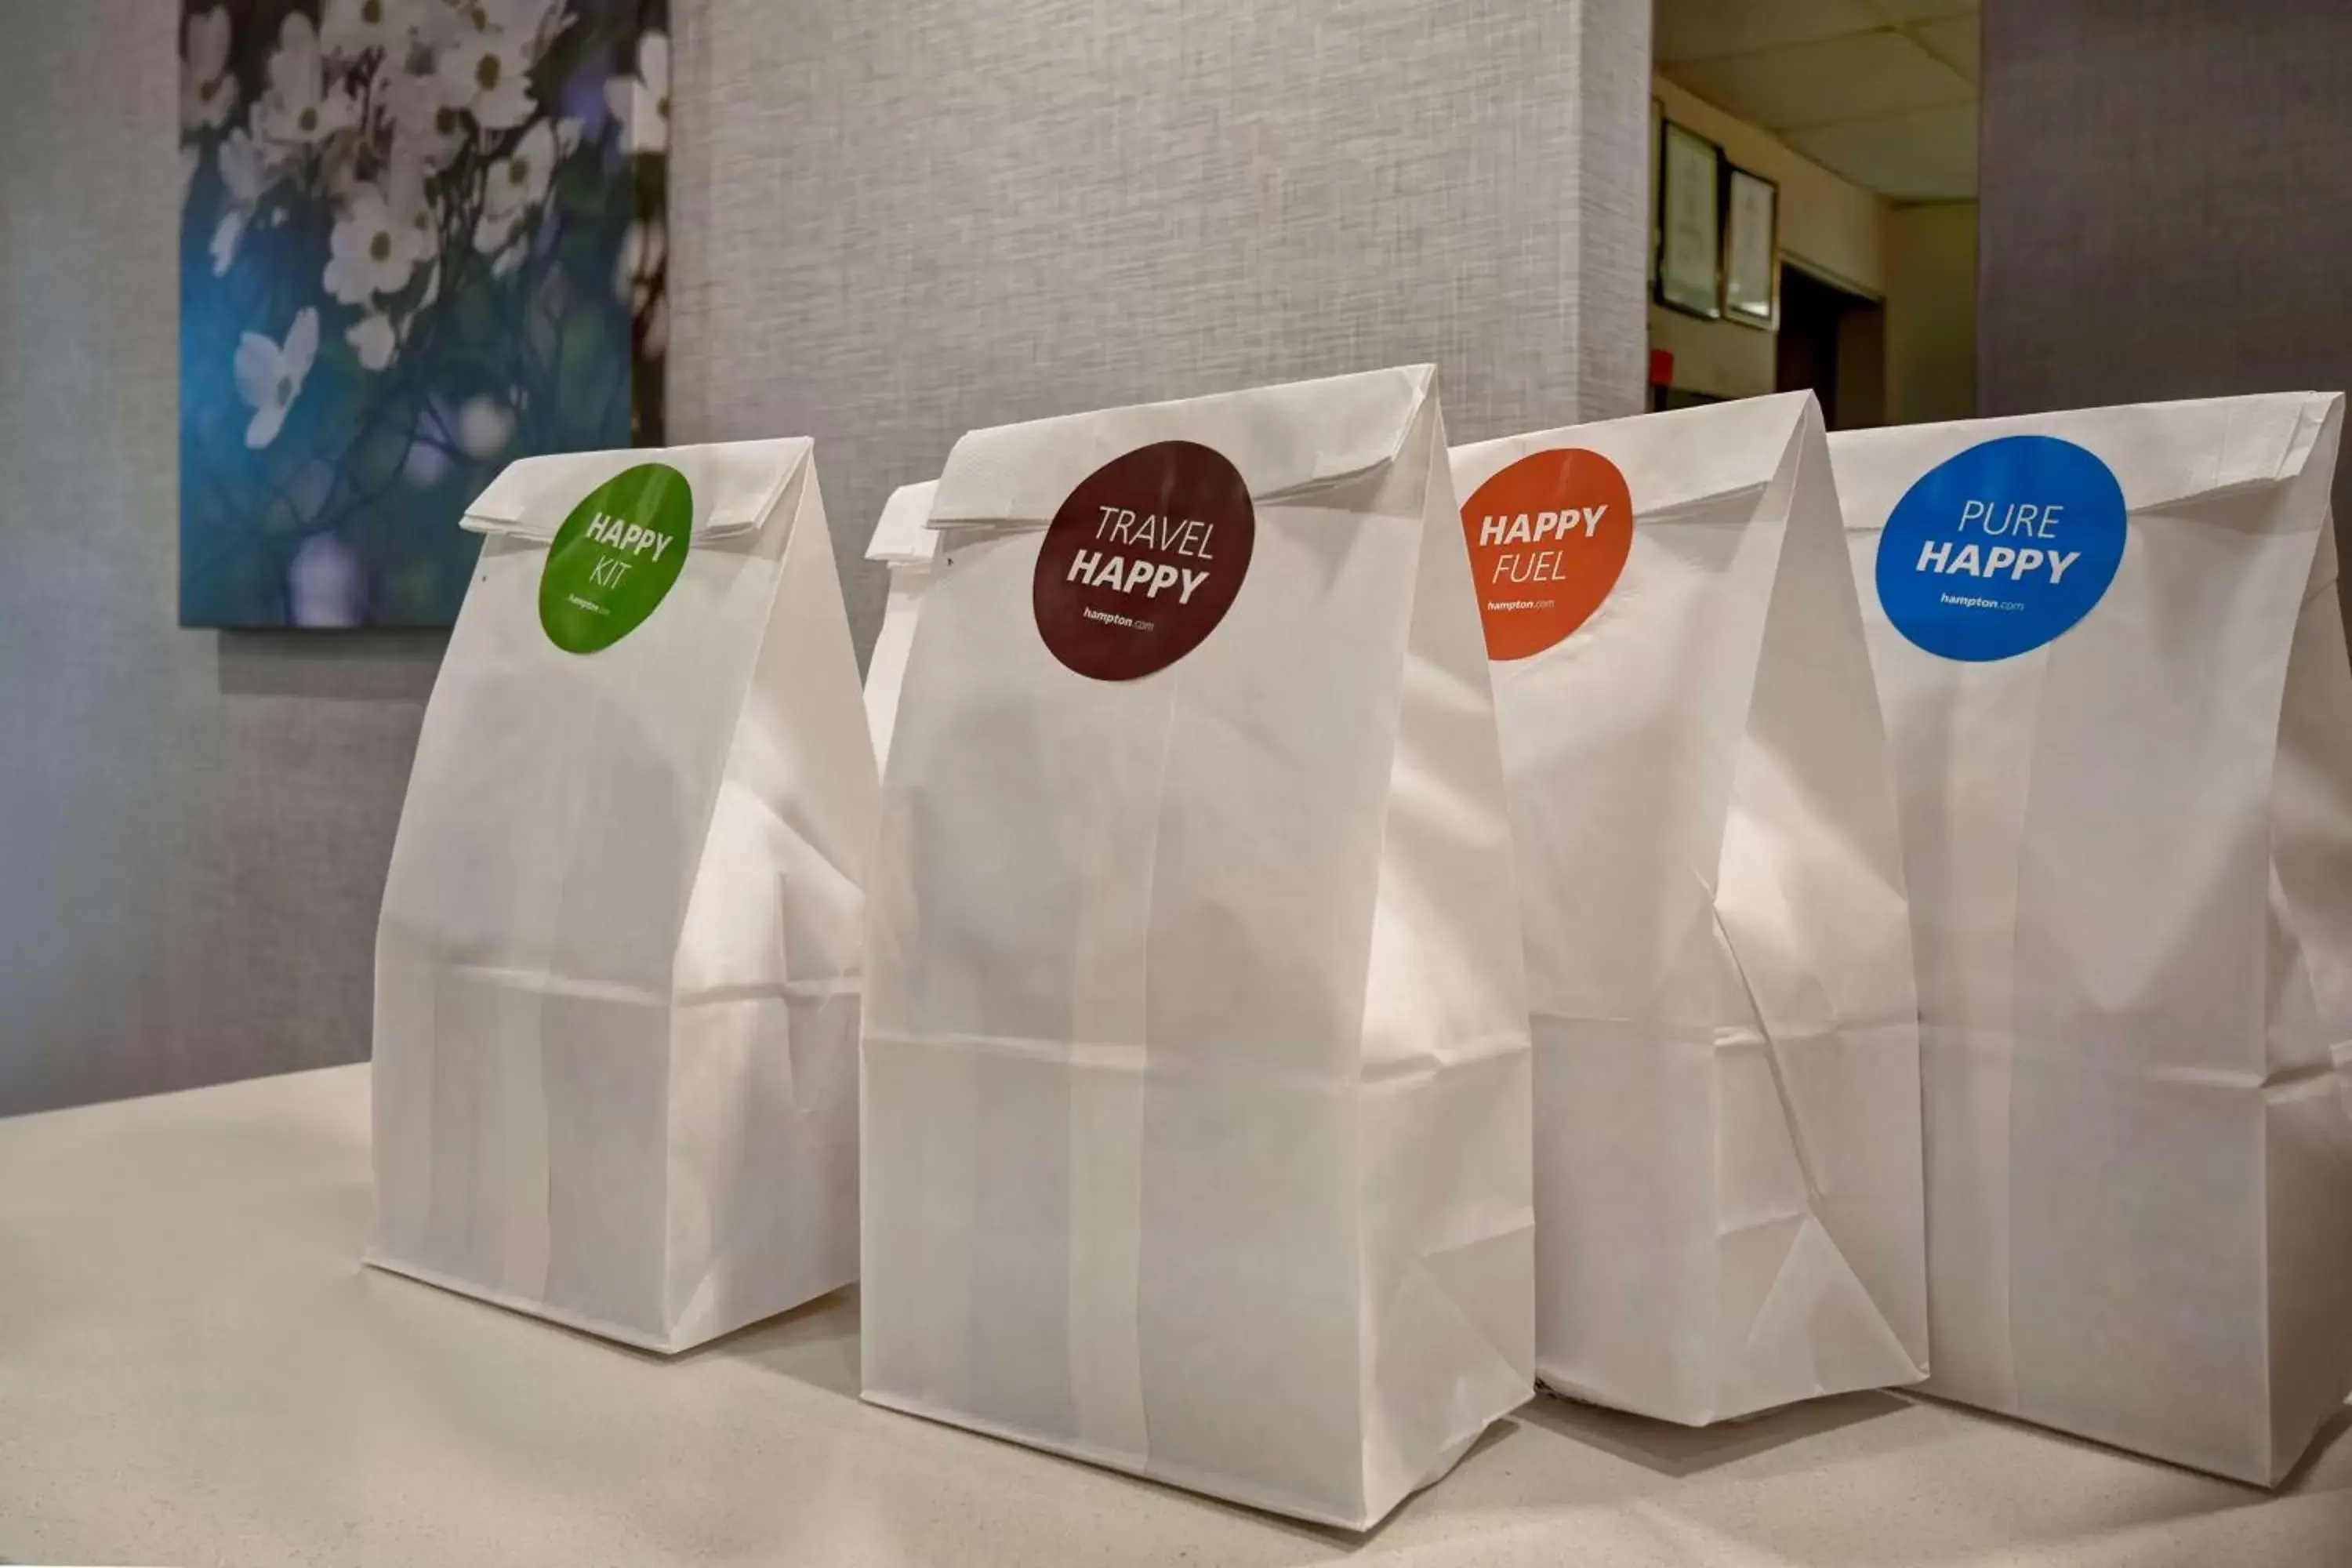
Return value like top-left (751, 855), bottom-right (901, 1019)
top-left (1655, 0), bottom-right (1980, 202)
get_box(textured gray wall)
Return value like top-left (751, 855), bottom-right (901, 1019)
top-left (0, 0), bottom-right (1646, 1116)
top-left (1978, 0), bottom-right (2352, 618)
top-left (0, 2), bottom-right (443, 1118)
top-left (670, 0), bottom-right (1653, 637)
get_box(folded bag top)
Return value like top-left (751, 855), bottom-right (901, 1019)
top-left (461, 437), bottom-right (812, 541)
top-left (1834, 390), bottom-right (2336, 532)
top-left (1454, 387), bottom-right (1827, 525)
top-left (928, 364), bottom-right (1435, 528)
top-left (865, 478), bottom-right (942, 564)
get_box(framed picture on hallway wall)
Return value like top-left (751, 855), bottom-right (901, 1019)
top-left (177, 0), bottom-right (670, 629)
top-left (1724, 167), bottom-right (1779, 328)
top-left (1657, 118), bottom-right (1721, 320)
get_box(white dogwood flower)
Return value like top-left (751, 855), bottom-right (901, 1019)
top-left (473, 207), bottom-right (517, 256)
top-left (347, 312), bottom-right (398, 372)
top-left (322, 134), bottom-right (370, 202)
top-left (234, 307), bottom-right (320, 449)
top-left (323, 183), bottom-right (429, 305)
top-left (209, 126), bottom-right (277, 276)
top-left (379, 52), bottom-right (470, 169)
top-left (437, 27), bottom-right (535, 131)
top-left (181, 7), bottom-right (239, 132)
top-left (208, 217), bottom-right (240, 276)
top-left (604, 31), bottom-right (667, 155)
top-left (209, 212), bottom-right (245, 277)
top-left (474, 118), bottom-right (555, 254)
top-left (441, 0), bottom-right (531, 36)
top-left (485, 118), bottom-right (555, 218)
top-left (220, 127), bottom-right (271, 201)
top-left (411, 0), bottom-right (466, 49)
top-left (445, 0), bottom-right (567, 54)
top-left (256, 14), bottom-right (360, 148)
top-left (383, 147), bottom-right (442, 263)
top-left (320, 0), bottom-right (404, 61)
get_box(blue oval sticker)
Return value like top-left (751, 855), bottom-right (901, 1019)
top-left (1876, 435), bottom-right (2127, 662)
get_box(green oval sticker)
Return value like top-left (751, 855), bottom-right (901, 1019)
top-left (538, 463), bottom-right (694, 653)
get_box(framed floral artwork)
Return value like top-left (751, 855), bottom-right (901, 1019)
top-left (178, 0), bottom-right (669, 627)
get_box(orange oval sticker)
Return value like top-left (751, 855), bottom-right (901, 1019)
top-left (1459, 448), bottom-right (1634, 660)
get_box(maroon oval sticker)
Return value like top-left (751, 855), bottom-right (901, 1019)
top-left (1033, 441), bottom-right (1255, 681)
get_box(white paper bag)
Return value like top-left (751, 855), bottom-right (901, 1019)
top-left (371, 439), bottom-right (875, 1353)
top-left (1834, 392), bottom-right (2352, 1484)
top-left (861, 366), bottom-right (1534, 1529)
top-left (862, 478), bottom-right (940, 774)
top-left (1450, 393), bottom-right (1927, 1426)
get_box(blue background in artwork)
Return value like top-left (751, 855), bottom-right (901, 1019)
top-left (1876, 434), bottom-right (2128, 662)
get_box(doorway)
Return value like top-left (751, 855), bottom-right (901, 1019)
top-left (1776, 263), bottom-right (1886, 430)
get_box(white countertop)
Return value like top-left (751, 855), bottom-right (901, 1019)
top-left (3, 1064), bottom-right (2349, 1566)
